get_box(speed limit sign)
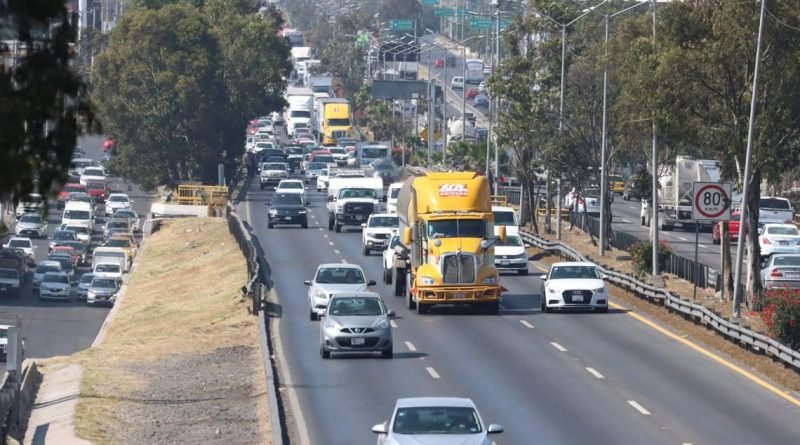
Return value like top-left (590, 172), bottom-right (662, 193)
top-left (692, 182), bottom-right (732, 221)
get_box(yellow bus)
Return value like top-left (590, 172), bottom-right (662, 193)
top-left (609, 174), bottom-right (625, 195)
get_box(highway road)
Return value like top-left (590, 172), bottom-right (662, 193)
top-left (0, 135), bottom-right (153, 373)
top-left (237, 125), bottom-right (800, 444)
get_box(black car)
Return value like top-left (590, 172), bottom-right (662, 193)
top-left (266, 193), bottom-right (308, 229)
top-left (61, 240), bottom-right (90, 266)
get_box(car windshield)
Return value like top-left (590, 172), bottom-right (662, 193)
top-left (64, 185), bottom-right (84, 193)
top-left (314, 155), bottom-right (335, 163)
top-left (766, 226), bottom-right (799, 236)
top-left (760, 198), bottom-right (791, 210)
top-left (392, 406), bottom-right (482, 435)
top-left (493, 211), bottom-right (516, 225)
top-left (389, 236), bottom-right (401, 249)
top-left (264, 163), bottom-right (285, 170)
top-left (315, 267), bottom-right (365, 284)
top-left (80, 274), bottom-right (95, 284)
top-left (271, 193), bottom-right (303, 205)
top-left (339, 189), bottom-right (376, 199)
top-left (45, 273), bottom-right (70, 284)
top-left (64, 226), bottom-right (88, 236)
top-left (36, 264), bottom-right (60, 274)
top-left (308, 162), bottom-right (327, 170)
top-left (427, 220), bottom-right (485, 239)
top-left (329, 297), bottom-right (384, 316)
top-left (92, 278), bottom-right (119, 289)
top-left (0, 269), bottom-right (18, 279)
top-left (369, 216), bottom-right (398, 228)
top-left (115, 210), bottom-right (135, 217)
top-left (498, 235), bottom-right (523, 247)
top-left (291, 110), bottom-right (311, 118)
top-left (109, 196), bottom-right (128, 202)
top-left (83, 168), bottom-right (104, 176)
top-left (390, 188), bottom-right (401, 199)
top-left (329, 147), bottom-right (346, 154)
top-left (550, 265), bottom-right (600, 280)
top-left (53, 231), bottom-right (77, 241)
top-left (108, 221), bottom-right (129, 229)
top-left (8, 239), bottom-right (30, 248)
top-left (279, 182), bottom-right (303, 190)
top-left (95, 264), bottom-right (120, 273)
top-left (64, 210), bottom-right (90, 219)
top-left (19, 215), bottom-right (42, 223)
top-left (52, 256), bottom-right (72, 268)
top-left (773, 256), bottom-right (800, 267)
top-left (106, 239), bottom-right (131, 248)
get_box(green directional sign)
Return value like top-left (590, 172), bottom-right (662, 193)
top-left (434, 7), bottom-right (454, 17)
top-left (500, 18), bottom-right (512, 30)
top-left (421, 0), bottom-right (439, 5)
top-left (468, 19), bottom-right (493, 29)
top-left (390, 19), bottom-right (415, 31)
top-left (456, 7), bottom-right (468, 17)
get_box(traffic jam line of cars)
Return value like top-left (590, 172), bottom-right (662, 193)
top-left (1, 150), bottom-right (140, 306)
top-left (252, 114), bottom-right (677, 444)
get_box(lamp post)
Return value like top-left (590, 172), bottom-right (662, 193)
top-left (439, 34), bottom-right (485, 142)
top-left (651, 0), bottom-right (660, 278)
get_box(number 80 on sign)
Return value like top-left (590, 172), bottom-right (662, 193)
top-left (692, 182), bottom-right (732, 221)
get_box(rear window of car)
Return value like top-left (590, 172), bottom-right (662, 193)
top-left (263, 163), bottom-right (286, 170)
top-left (760, 198), bottom-right (791, 210)
top-left (773, 256), bottom-right (800, 266)
top-left (766, 226), bottom-right (799, 236)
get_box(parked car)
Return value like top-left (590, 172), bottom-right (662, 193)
top-left (305, 263), bottom-right (375, 320)
top-left (758, 223), bottom-right (800, 260)
top-left (760, 254), bottom-right (800, 290)
top-left (15, 213), bottom-right (48, 238)
top-left (539, 261), bottom-right (609, 312)
top-left (319, 292), bottom-right (394, 359)
top-left (372, 397), bottom-right (503, 444)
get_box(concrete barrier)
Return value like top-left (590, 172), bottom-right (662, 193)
top-left (16, 360), bottom-right (42, 438)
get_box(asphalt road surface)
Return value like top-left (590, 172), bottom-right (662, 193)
top-left (236, 126), bottom-right (800, 445)
top-left (0, 135), bottom-right (153, 373)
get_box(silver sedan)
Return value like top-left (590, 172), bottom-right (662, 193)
top-left (761, 254), bottom-right (800, 289)
top-left (319, 292), bottom-right (393, 359)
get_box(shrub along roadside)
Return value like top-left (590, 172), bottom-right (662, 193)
top-left (630, 240), bottom-right (672, 276)
top-left (759, 289), bottom-right (800, 350)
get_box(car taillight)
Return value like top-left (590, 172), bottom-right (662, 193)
top-left (770, 269), bottom-right (783, 277)
top-left (762, 237), bottom-right (771, 244)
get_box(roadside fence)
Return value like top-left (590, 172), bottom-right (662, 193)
top-left (520, 229), bottom-right (800, 372)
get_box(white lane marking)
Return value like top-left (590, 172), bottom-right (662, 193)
top-left (425, 367), bottom-right (441, 379)
top-left (333, 249), bottom-right (340, 254)
top-left (340, 258), bottom-right (348, 264)
top-left (678, 236), bottom-right (688, 241)
top-left (390, 320), bottom-right (398, 328)
top-left (323, 234), bottom-right (328, 238)
top-left (405, 341), bottom-right (417, 352)
top-left (551, 342), bottom-right (568, 352)
top-left (621, 218), bottom-right (631, 223)
top-left (318, 227), bottom-right (323, 231)
top-left (628, 206), bottom-right (637, 210)
top-left (245, 194), bottom-right (253, 224)
top-left (585, 367), bottom-right (605, 379)
top-left (627, 400), bottom-right (651, 415)
top-left (520, 320), bottom-right (535, 329)
top-left (534, 264), bottom-right (548, 272)
top-left (698, 244), bottom-right (708, 249)
top-left (328, 241), bottom-right (334, 246)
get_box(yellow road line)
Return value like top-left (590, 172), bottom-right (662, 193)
top-left (609, 301), bottom-right (800, 408)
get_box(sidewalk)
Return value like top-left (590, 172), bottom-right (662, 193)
top-left (23, 363), bottom-right (90, 445)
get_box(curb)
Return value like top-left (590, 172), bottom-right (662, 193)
top-left (259, 304), bottom-right (285, 445)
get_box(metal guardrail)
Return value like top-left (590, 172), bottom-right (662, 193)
top-left (519, 228), bottom-right (800, 371)
top-left (176, 184), bottom-right (228, 206)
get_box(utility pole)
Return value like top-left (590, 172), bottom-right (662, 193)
top-left (651, 0), bottom-right (660, 277)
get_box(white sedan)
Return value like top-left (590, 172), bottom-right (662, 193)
top-left (275, 179), bottom-right (308, 205)
top-left (304, 263), bottom-right (375, 321)
top-left (372, 397), bottom-right (503, 445)
top-left (758, 223), bottom-right (800, 259)
top-left (539, 261), bottom-right (609, 312)
top-left (105, 193), bottom-right (132, 216)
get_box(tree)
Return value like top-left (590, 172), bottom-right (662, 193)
top-left (0, 1), bottom-right (96, 204)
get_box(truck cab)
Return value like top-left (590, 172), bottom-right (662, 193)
top-left (328, 187), bottom-right (379, 233)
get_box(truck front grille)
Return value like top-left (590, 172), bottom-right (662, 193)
top-left (344, 202), bottom-right (374, 214)
top-left (441, 253), bottom-right (476, 284)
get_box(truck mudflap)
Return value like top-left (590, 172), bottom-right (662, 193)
top-left (412, 285), bottom-right (502, 303)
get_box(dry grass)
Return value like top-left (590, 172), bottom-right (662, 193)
top-left (69, 218), bottom-right (269, 444)
top-left (525, 219), bottom-right (800, 391)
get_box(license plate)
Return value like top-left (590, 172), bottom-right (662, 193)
top-left (284, 217), bottom-right (292, 220)
top-left (351, 337), bottom-right (365, 346)
top-left (572, 295), bottom-right (584, 302)
top-left (453, 293), bottom-right (466, 298)
top-left (786, 272), bottom-right (799, 278)
top-left (500, 260), bottom-right (510, 265)
top-left (0, 287), bottom-right (7, 292)
top-left (780, 241), bottom-right (789, 246)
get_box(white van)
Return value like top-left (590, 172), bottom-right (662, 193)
top-left (386, 182), bottom-right (404, 214)
top-left (492, 205), bottom-right (519, 235)
top-left (92, 247), bottom-right (130, 273)
top-left (62, 201), bottom-right (94, 228)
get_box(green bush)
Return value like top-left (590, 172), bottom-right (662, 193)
top-left (630, 240), bottom-right (671, 276)
top-left (759, 289), bottom-right (800, 350)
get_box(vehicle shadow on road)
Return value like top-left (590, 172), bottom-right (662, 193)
top-left (328, 351), bottom-right (428, 360)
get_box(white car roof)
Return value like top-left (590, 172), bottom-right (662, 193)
top-left (8, 237), bottom-right (32, 244)
top-left (108, 193), bottom-right (129, 199)
top-left (396, 397), bottom-right (475, 409)
top-left (38, 260), bottom-right (62, 267)
top-left (369, 213), bottom-right (397, 219)
top-left (762, 223), bottom-right (797, 229)
top-left (551, 261), bottom-right (597, 268)
top-left (317, 263), bottom-right (363, 271)
top-left (329, 291), bottom-right (381, 300)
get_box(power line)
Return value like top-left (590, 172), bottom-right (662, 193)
top-left (765, 5), bottom-right (800, 32)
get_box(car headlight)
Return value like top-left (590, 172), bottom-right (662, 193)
top-left (324, 319), bottom-right (341, 330)
top-left (269, 209), bottom-right (278, 216)
top-left (298, 210), bottom-right (307, 214)
top-left (315, 290), bottom-right (327, 300)
top-left (481, 277), bottom-right (497, 285)
top-left (547, 287), bottom-right (557, 294)
top-left (375, 319), bottom-right (390, 330)
top-left (515, 252), bottom-right (529, 259)
top-left (592, 287), bottom-right (606, 294)
top-left (419, 276), bottom-right (436, 285)
top-left (336, 205), bottom-right (344, 212)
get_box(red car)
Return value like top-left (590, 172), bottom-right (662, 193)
top-left (58, 183), bottom-right (86, 207)
top-left (466, 87), bottom-right (480, 99)
top-left (712, 210), bottom-right (747, 244)
top-left (86, 181), bottom-right (109, 203)
top-left (434, 58), bottom-right (445, 68)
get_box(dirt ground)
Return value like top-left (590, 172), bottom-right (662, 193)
top-left (68, 217), bottom-right (270, 444)
top-left (525, 217), bottom-right (800, 391)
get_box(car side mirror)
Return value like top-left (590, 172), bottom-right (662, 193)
top-left (371, 423), bottom-right (387, 434)
top-left (368, 280), bottom-right (376, 286)
top-left (602, 274), bottom-right (609, 280)
top-left (487, 423), bottom-right (504, 434)
top-left (524, 243), bottom-right (531, 248)
top-left (361, 223), bottom-right (366, 228)
top-left (539, 274), bottom-right (547, 281)
top-left (266, 201), bottom-right (270, 205)
top-left (303, 280), bottom-right (311, 286)
top-left (327, 196), bottom-right (333, 202)
top-left (387, 310), bottom-right (396, 317)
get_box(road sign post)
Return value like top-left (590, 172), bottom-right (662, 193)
top-left (691, 182), bottom-right (732, 300)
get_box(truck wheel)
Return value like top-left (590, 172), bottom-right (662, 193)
top-left (662, 224), bottom-right (674, 232)
top-left (362, 246), bottom-right (369, 256)
top-left (417, 303), bottom-right (429, 314)
top-left (483, 302), bottom-right (499, 315)
top-left (384, 268), bottom-right (392, 285)
top-left (309, 309), bottom-right (317, 321)
top-left (335, 223), bottom-right (342, 233)
top-left (393, 268), bottom-right (404, 296)
top-left (268, 223), bottom-right (274, 229)
top-left (407, 291), bottom-right (416, 310)
top-left (328, 214), bottom-right (334, 231)
top-left (320, 344), bottom-right (330, 359)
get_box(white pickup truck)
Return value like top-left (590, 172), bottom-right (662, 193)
top-left (759, 197), bottom-right (795, 228)
top-left (361, 213), bottom-right (399, 256)
top-left (327, 187), bottom-right (380, 233)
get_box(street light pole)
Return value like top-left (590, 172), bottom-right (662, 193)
top-left (651, 0), bottom-right (660, 277)
top-left (494, 3), bottom-right (500, 195)
top-left (600, 15), bottom-right (610, 256)
top-left (733, 0), bottom-right (767, 319)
